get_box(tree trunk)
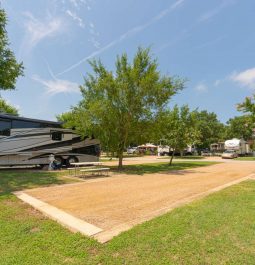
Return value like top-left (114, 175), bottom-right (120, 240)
top-left (118, 151), bottom-right (124, 170)
top-left (169, 149), bottom-right (175, 166)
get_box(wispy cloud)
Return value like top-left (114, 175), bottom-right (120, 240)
top-left (66, 9), bottom-right (85, 28)
top-left (214, 79), bottom-right (221, 87)
top-left (61, 0), bottom-right (100, 48)
top-left (67, 0), bottom-right (91, 10)
top-left (158, 1), bottom-right (233, 54)
top-left (195, 36), bottom-right (226, 50)
top-left (194, 82), bottom-right (208, 92)
top-left (198, 0), bottom-right (236, 22)
top-left (21, 12), bottom-right (64, 53)
top-left (32, 70), bottom-right (80, 95)
top-left (57, 0), bottom-right (186, 76)
top-left (32, 75), bottom-right (79, 95)
top-left (230, 68), bottom-right (255, 89)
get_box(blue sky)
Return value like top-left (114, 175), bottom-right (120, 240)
top-left (1, 0), bottom-right (255, 123)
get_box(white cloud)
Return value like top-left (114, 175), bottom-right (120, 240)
top-left (198, 0), bottom-right (236, 22)
top-left (230, 68), bottom-right (255, 89)
top-left (214, 79), bottom-right (221, 86)
top-left (66, 9), bottom-right (85, 28)
top-left (32, 75), bottom-right (80, 95)
top-left (66, 0), bottom-right (92, 10)
top-left (88, 37), bottom-right (101, 49)
top-left (195, 83), bottom-right (208, 92)
top-left (22, 12), bottom-right (64, 51)
top-left (57, 0), bottom-right (186, 75)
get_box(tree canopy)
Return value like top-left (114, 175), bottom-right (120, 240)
top-left (237, 95), bottom-right (255, 122)
top-left (158, 105), bottom-right (200, 165)
top-left (225, 115), bottom-right (253, 141)
top-left (0, 8), bottom-right (24, 91)
top-left (193, 110), bottom-right (225, 149)
top-left (0, 97), bottom-right (18, 115)
top-left (59, 47), bottom-right (185, 168)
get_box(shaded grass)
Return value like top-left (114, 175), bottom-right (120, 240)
top-left (109, 161), bottom-right (217, 175)
top-left (0, 170), bottom-right (78, 195)
top-left (0, 174), bottom-right (255, 264)
top-left (158, 155), bottom-right (205, 160)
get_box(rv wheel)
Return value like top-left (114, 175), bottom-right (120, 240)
top-left (55, 156), bottom-right (64, 167)
top-left (67, 156), bottom-right (78, 166)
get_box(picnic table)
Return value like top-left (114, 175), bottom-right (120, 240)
top-left (68, 161), bottom-right (110, 177)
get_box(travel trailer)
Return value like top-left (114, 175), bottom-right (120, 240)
top-left (138, 143), bottom-right (158, 155)
top-left (157, 145), bottom-right (170, 156)
top-left (0, 114), bottom-right (100, 167)
top-left (224, 138), bottom-right (250, 155)
top-left (157, 145), bottom-right (196, 156)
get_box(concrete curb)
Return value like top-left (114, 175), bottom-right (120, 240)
top-left (14, 191), bottom-right (103, 237)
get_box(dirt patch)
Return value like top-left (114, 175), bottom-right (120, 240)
top-left (24, 162), bottom-right (255, 242)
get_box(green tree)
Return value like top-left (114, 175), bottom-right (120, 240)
top-left (193, 110), bottom-right (225, 149)
top-left (64, 47), bottom-right (185, 169)
top-left (158, 105), bottom-right (200, 165)
top-left (0, 8), bottom-right (23, 91)
top-left (225, 115), bottom-right (253, 140)
top-left (0, 97), bottom-right (18, 115)
top-left (237, 95), bottom-right (255, 122)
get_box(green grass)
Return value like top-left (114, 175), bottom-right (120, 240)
top-left (109, 161), bottom-right (216, 175)
top-left (0, 168), bottom-right (255, 264)
top-left (100, 154), bottom-right (143, 161)
top-left (0, 170), bottom-right (79, 195)
top-left (158, 155), bottom-right (205, 160)
top-left (235, 156), bottom-right (255, 161)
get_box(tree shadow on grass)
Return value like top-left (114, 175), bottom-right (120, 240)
top-left (109, 162), bottom-right (216, 175)
top-left (0, 170), bottom-right (69, 196)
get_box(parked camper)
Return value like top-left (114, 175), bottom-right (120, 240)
top-left (157, 145), bottom-right (170, 156)
top-left (157, 145), bottom-right (196, 156)
top-left (224, 138), bottom-right (249, 156)
top-left (0, 114), bottom-right (100, 167)
top-left (138, 143), bottom-right (157, 155)
top-left (127, 146), bottom-right (138, 155)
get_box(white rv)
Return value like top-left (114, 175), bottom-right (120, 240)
top-left (157, 145), bottom-right (196, 156)
top-left (0, 114), bottom-right (100, 167)
top-left (157, 145), bottom-right (170, 156)
top-left (224, 138), bottom-right (249, 155)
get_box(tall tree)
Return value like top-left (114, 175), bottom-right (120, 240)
top-left (237, 95), bottom-right (255, 122)
top-left (65, 47), bottom-right (185, 169)
top-left (225, 115), bottom-right (253, 140)
top-left (193, 110), bottom-right (225, 149)
top-left (0, 97), bottom-right (18, 115)
top-left (158, 105), bottom-right (200, 165)
top-left (0, 8), bottom-right (23, 91)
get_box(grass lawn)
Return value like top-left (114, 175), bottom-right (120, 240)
top-left (158, 155), bottom-right (205, 160)
top-left (109, 161), bottom-right (216, 175)
top-left (0, 170), bottom-right (79, 195)
top-left (235, 156), bottom-right (255, 161)
top-left (0, 168), bottom-right (255, 264)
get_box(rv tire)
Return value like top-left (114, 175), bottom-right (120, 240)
top-left (55, 156), bottom-right (64, 167)
top-left (66, 156), bottom-right (78, 167)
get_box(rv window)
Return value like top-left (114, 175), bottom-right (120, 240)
top-left (52, 131), bottom-right (62, 141)
top-left (0, 120), bottom-right (11, 136)
top-left (0, 129), bottom-right (10, 136)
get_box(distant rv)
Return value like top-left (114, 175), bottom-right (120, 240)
top-left (0, 114), bottom-right (100, 167)
top-left (224, 138), bottom-right (250, 156)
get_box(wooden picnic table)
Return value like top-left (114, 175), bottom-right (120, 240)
top-left (69, 161), bottom-right (103, 176)
top-left (70, 161), bottom-right (102, 166)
